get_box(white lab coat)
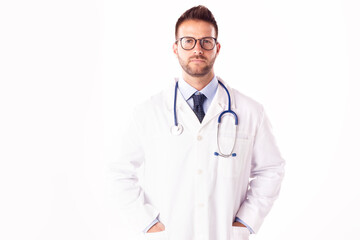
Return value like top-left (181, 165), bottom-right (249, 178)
top-left (108, 77), bottom-right (285, 240)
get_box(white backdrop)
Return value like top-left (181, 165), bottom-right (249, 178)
top-left (1, 0), bottom-right (359, 239)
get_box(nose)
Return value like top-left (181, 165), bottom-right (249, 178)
top-left (193, 40), bottom-right (203, 54)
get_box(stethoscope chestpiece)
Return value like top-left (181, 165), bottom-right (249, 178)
top-left (214, 152), bottom-right (237, 157)
top-left (170, 124), bottom-right (183, 136)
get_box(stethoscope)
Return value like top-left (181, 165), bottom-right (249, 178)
top-left (170, 80), bottom-right (238, 158)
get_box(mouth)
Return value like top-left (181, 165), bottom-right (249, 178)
top-left (189, 58), bottom-right (206, 63)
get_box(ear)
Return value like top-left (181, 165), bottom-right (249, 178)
top-left (215, 42), bottom-right (221, 56)
top-left (173, 42), bottom-right (179, 55)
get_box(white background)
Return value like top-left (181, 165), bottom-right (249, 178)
top-left (1, 0), bottom-right (359, 239)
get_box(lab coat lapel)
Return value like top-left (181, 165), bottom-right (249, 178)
top-left (164, 79), bottom-right (202, 133)
top-left (201, 78), bottom-right (235, 128)
top-left (176, 89), bottom-right (204, 131)
top-left (164, 77), bottom-right (236, 132)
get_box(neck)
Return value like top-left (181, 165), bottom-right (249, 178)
top-left (182, 71), bottom-right (214, 91)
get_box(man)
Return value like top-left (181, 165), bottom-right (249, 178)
top-left (109, 5), bottom-right (285, 240)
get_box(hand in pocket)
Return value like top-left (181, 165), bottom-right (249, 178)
top-left (232, 226), bottom-right (250, 240)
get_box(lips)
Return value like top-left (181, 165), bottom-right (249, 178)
top-left (189, 57), bottom-right (206, 63)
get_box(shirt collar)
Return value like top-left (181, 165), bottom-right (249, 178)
top-left (178, 75), bottom-right (218, 101)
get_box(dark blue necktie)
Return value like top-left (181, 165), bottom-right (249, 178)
top-left (192, 93), bottom-right (206, 123)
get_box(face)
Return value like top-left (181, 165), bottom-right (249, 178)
top-left (173, 20), bottom-right (221, 78)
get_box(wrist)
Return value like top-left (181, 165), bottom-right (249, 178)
top-left (232, 221), bottom-right (246, 227)
top-left (147, 222), bottom-right (165, 233)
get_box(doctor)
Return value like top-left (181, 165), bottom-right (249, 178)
top-left (109, 5), bottom-right (285, 240)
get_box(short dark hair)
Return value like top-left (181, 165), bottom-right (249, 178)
top-left (175, 5), bottom-right (218, 39)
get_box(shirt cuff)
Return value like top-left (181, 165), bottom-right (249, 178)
top-left (143, 217), bottom-right (159, 233)
top-left (235, 217), bottom-right (255, 234)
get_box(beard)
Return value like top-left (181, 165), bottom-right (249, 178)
top-left (178, 55), bottom-right (216, 77)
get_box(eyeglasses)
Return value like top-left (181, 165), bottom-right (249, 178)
top-left (176, 37), bottom-right (217, 50)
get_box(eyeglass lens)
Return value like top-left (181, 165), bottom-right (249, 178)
top-left (180, 37), bottom-right (216, 50)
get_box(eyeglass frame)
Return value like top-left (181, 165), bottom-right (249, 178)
top-left (176, 36), bottom-right (218, 50)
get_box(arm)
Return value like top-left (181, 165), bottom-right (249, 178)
top-left (144, 218), bottom-right (160, 233)
top-left (236, 108), bottom-right (285, 233)
top-left (107, 112), bottom-right (160, 233)
top-left (233, 217), bottom-right (254, 233)
top-left (146, 221), bottom-right (165, 233)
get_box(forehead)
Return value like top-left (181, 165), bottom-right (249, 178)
top-left (177, 20), bottom-right (216, 38)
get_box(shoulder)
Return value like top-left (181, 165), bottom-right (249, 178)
top-left (218, 76), bottom-right (264, 116)
top-left (224, 83), bottom-right (268, 135)
top-left (133, 83), bottom-right (173, 117)
top-left (218, 76), bottom-right (262, 108)
top-left (231, 88), bottom-right (264, 113)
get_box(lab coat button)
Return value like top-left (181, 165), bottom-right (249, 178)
top-left (197, 169), bottom-right (203, 175)
top-left (197, 135), bottom-right (202, 141)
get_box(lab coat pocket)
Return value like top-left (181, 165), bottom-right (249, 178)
top-left (144, 230), bottom-right (169, 240)
top-left (231, 226), bottom-right (250, 240)
top-left (217, 138), bottom-right (251, 178)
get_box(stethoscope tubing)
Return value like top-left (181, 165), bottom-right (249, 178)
top-left (217, 81), bottom-right (238, 125)
top-left (172, 80), bottom-right (238, 157)
top-left (174, 81), bottom-right (180, 127)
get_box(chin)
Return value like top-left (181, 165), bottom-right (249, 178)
top-left (189, 71), bottom-right (211, 78)
top-left (190, 68), bottom-right (211, 77)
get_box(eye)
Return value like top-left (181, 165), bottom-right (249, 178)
top-left (184, 38), bottom-right (194, 44)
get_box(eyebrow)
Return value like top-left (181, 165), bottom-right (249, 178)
top-left (178, 36), bottom-right (216, 39)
